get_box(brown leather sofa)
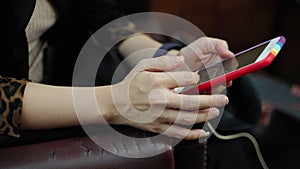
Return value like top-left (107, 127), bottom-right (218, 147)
top-left (0, 126), bottom-right (205, 169)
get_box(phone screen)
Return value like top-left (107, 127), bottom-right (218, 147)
top-left (198, 41), bottom-right (269, 84)
top-left (175, 41), bottom-right (270, 93)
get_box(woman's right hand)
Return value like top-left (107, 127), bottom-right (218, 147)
top-left (106, 55), bottom-right (229, 140)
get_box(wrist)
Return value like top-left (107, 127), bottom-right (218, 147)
top-left (95, 85), bottom-right (117, 124)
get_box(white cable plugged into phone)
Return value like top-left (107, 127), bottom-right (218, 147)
top-left (206, 122), bottom-right (269, 169)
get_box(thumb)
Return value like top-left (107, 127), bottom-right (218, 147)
top-left (215, 44), bottom-right (234, 58)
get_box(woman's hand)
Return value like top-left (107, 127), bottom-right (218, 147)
top-left (179, 37), bottom-right (234, 71)
top-left (178, 37), bottom-right (236, 93)
top-left (106, 55), bottom-right (229, 140)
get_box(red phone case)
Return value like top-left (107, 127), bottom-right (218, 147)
top-left (182, 36), bottom-right (286, 94)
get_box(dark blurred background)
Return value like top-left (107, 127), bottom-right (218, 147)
top-left (117, 0), bottom-right (300, 84)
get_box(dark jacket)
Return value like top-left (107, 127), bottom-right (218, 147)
top-left (1, 0), bottom-right (123, 85)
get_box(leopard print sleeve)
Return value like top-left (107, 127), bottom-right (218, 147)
top-left (0, 75), bottom-right (31, 138)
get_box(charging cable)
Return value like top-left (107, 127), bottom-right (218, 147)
top-left (206, 122), bottom-right (269, 169)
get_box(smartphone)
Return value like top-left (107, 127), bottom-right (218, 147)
top-left (175, 36), bottom-right (286, 94)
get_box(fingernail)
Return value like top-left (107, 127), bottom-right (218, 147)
top-left (207, 108), bottom-right (220, 120)
top-left (193, 72), bottom-right (200, 83)
top-left (214, 95), bottom-right (229, 106)
top-left (225, 50), bottom-right (234, 56)
top-left (174, 56), bottom-right (183, 64)
top-left (199, 130), bottom-right (210, 137)
top-left (219, 95), bottom-right (229, 105)
top-left (220, 47), bottom-right (234, 56)
top-left (223, 96), bottom-right (229, 105)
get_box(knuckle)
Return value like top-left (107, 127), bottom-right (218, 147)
top-left (174, 134), bottom-right (185, 139)
top-left (199, 95), bottom-right (212, 107)
top-left (161, 110), bottom-right (174, 121)
top-left (181, 117), bottom-right (195, 125)
top-left (148, 75), bottom-right (162, 87)
top-left (196, 114), bottom-right (207, 123)
top-left (161, 116), bottom-right (171, 123)
top-left (186, 133), bottom-right (199, 140)
top-left (183, 72), bottom-right (197, 85)
top-left (158, 95), bottom-right (170, 105)
top-left (156, 57), bottom-right (166, 68)
top-left (133, 72), bottom-right (148, 88)
top-left (151, 112), bottom-right (161, 120)
top-left (150, 89), bottom-right (169, 105)
top-left (219, 39), bottom-right (228, 48)
top-left (182, 97), bottom-right (199, 110)
top-left (137, 59), bottom-right (148, 68)
top-left (221, 39), bottom-right (228, 45)
top-left (147, 123), bottom-right (161, 133)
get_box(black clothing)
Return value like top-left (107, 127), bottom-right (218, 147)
top-left (1, 0), bottom-right (123, 85)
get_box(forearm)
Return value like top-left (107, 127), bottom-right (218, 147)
top-left (118, 34), bottom-right (162, 57)
top-left (21, 82), bottom-right (113, 130)
top-left (118, 34), bottom-right (180, 66)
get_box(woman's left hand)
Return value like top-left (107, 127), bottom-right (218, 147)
top-left (179, 37), bottom-right (234, 71)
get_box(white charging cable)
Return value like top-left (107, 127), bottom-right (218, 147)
top-left (206, 122), bottom-right (269, 169)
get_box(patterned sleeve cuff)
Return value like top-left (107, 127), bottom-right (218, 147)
top-left (0, 76), bottom-right (31, 138)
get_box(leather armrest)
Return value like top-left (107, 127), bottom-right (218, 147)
top-left (0, 125), bottom-right (206, 169)
top-left (0, 134), bottom-right (174, 169)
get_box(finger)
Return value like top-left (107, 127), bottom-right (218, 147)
top-left (207, 38), bottom-right (234, 57)
top-left (166, 93), bottom-right (229, 110)
top-left (160, 108), bottom-right (220, 125)
top-left (205, 81), bottom-right (231, 94)
top-left (201, 37), bottom-right (234, 59)
top-left (147, 71), bottom-right (200, 89)
top-left (134, 55), bottom-right (184, 72)
top-left (147, 123), bottom-right (210, 140)
top-left (211, 84), bottom-right (227, 94)
top-left (223, 56), bottom-right (239, 72)
top-left (215, 43), bottom-right (234, 58)
top-left (227, 81), bottom-right (233, 87)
